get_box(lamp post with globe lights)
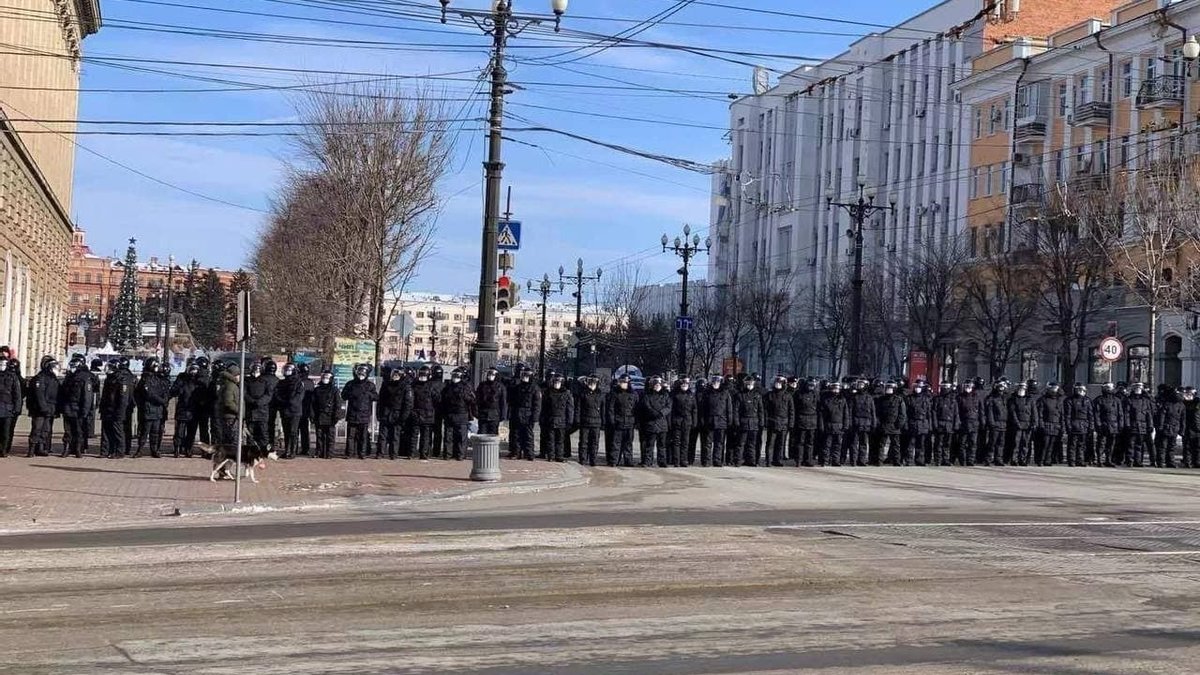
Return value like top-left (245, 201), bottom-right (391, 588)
top-left (662, 225), bottom-right (710, 376)
top-left (440, 0), bottom-right (569, 384)
top-left (826, 175), bottom-right (896, 377)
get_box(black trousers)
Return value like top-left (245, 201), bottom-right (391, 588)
top-left (739, 429), bottom-right (762, 467)
top-left (985, 427), bottom-right (1007, 465)
top-left (411, 423), bottom-right (435, 459)
top-left (346, 422), bottom-right (370, 458)
top-left (434, 414), bottom-right (446, 457)
top-left (268, 408), bottom-right (279, 449)
top-left (1012, 429), bottom-right (1033, 465)
top-left (793, 429), bottom-right (816, 466)
top-left (447, 421), bottom-right (469, 460)
top-left (905, 432), bottom-right (928, 466)
top-left (640, 430), bottom-right (665, 467)
top-left (1096, 431), bottom-right (1117, 466)
top-left (700, 428), bottom-right (726, 466)
top-left (1038, 431), bottom-right (1062, 466)
top-left (931, 431), bottom-right (953, 465)
top-left (316, 424), bottom-right (335, 459)
top-left (101, 418), bottom-right (125, 458)
top-left (545, 427), bottom-right (566, 461)
top-left (0, 416), bottom-right (12, 456)
top-left (668, 426), bottom-right (692, 466)
top-left (83, 414), bottom-right (95, 453)
top-left (957, 430), bottom-right (977, 466)
top-left (299, 416), bottom-right (312, 455)
top-left (196, 411), bottom-right (212, 445)
top-left (138, 418), bottom-right (164, 455)
top-left (380, 422), bottom-right (403, 458)
top-left (1183, 434), bottom-right (1200, 468)
top-left (1127, 432), bottom-right (1151, 466)
top-left (512, 423), bottom-right (535, 460)
top-left (247, 420), bottom-right (269, 456)
top-left (280, 414), bottom-right (301, 457)
top-left (765, 429), bottom-right (787, 466)
top-left (578, 427), bottom-right (600, 465)
top-left (610, 428), bottom-right (634, 466)
top-left (124, 411), bottom-right (134, 455)
top-left (847, 430), bottom-right (871, 466)
top-left (880, 433), bottom-right (901, 465)
top-left (479, 420), bottom-right (500, 435)
top-left (62, 416), bottom-right (86, 457)
top-left (1153, 433), bottom-right (1177, 468)
top-left (29, 415), bottom-right (54, 456)
top-left (174, 419), bottom-right (198, 456)
top-left (1066, 433), bottom-right (1087, 466)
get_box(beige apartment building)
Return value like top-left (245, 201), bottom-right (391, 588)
top-left (0, 0), bottom-right (101, 361)
top-left (382, 293), bottom-right (605, 367)
top-left (957, 0), bottom-right (1200, 386)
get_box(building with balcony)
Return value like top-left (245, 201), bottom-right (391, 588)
top-left (0, 0), bottom-right (101, 361)
top-left (710, 0), bottom-right (1125, 376)
top-left (955, 0), bottom-right (1200, 386)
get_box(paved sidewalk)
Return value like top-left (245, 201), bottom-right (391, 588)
top-left (0, 453), bottom-right (576, 532)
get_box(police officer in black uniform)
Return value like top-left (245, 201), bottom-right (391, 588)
top-left (100, 359), bottom-right (133, 458)
top-left (668, 377), bottom-right (697, 467)
top-left (310, 369), bottom-right (342, 459)
top-left (378, 367), bottom-right (413, 459)
top-left (604, 374), bottom-right (637, 467)
top-left (58, 357), bottom-right (92, 458)
top-left (508, 368), bottom-right (541, 461)
top-left (637, 376), bottom-right (671, 467)
top-left (440, 368), bottom-right (477, 461)
top-left (409, 366), bottom-right (439, 460)
top-left (475, 367), bottom-right (507, 435)
top-left (262, 359), bottom-right (281, 451)
top-left (170, 362), bottom-right (203, 457)
top-left (243, 362), bottom-right (272, 455)
top-left (276, 363), bottom-right (307, 459)
top-left (341, 363), bottom-right (378, 459)
top-left (763, 375), bottom-right (793, 467)
top-left (26, 357), bottom-right (60, 457)
top-left (0, 355), bottom-right (21, 457)
top-left (575, 375), bottom-right (604, 466)
top-left (296, 362), bottom-right (316, 455)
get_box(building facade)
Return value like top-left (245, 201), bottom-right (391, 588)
top-left (711, 0), bottom-right (1125, 376)
top-left (382, 293), bottom-right (605, 368)
top-left (0, 0), bottom-right (101, 361)
top-left (67, 230), bottom-right (239, 345)
top-left (956, 0), bottom-right (1200, 387)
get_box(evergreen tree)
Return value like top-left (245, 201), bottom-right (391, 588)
top-left (191, 269), bottom-right (227, 350)
top-left (181, 260), bottom-right (199, 326)
top-left (109, 238), bottom-right (143, 352)
top-left (225, 269), bottom-right (253, 345)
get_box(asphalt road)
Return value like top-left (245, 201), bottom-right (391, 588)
top-left (3, 466), bottom-right (1200, 673)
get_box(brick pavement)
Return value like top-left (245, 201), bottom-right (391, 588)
top-left (0, 442), bottom-right (571, 532)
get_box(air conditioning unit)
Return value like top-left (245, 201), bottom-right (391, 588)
top-left (914, 108), bottom-right (926, 119)
top-left (1013, 152), bottom-right (1028, 165)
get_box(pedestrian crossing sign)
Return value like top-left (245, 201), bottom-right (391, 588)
top-left (498, 220), bottom-right (521, 250)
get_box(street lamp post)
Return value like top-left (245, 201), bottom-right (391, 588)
top-left (825, 175), bottom-right (897, 377)
top-left (442, 0), bottom-right (569, 385)
top-left (662, 225), bottom-right (711, 376)
top-left (162, 255), bottom-right (176, 367)
top-left (430, 306), bottom-right (440, 364)
top-left (527, 273), bottom-right (562, 380)
top-left (559, 258), bottom-right (601, 377)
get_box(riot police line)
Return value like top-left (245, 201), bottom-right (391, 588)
top-left (2, 343), bottom-right (1198, 470)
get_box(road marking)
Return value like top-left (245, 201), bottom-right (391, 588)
top-left (769, 520), bottom-right (1200, 529)
top-left (213, 600), bottom-right (243, 605)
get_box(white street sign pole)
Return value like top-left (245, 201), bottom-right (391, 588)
top-left (234, 290), bottom-right (250, 504)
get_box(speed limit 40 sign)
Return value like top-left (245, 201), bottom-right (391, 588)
top-left (1099, 336), bottom-right (1124, 362)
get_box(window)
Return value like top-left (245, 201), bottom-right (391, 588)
top-left (969, 167), bottom-right (980, 198)
top-left (1021, 350), bottom-right (1040, 381)
top-left (1001, 161), bottom-right (1010, 194)
top-left (988, 103), bottom-right (998, 135)
top-left (969, 228), bottom-right (978, 257)
top-left (71, 273), bottom-right (80, 283)
top-left (973, 107), bottom-right (982, 138)
top-left (930, 135), bottom-right (939, 172)
top-left (1057, 82), bottom-right (1069, 116)
top-left (1120, 135), bottom-right (1130, 167)
top-left (778, 226), bottom-right (792, 264)
top-left (1054, 150), bottom-right (1065, 182)
top-left (1003, 96), bottom-right (1011, 129)
top-left (917, 141), bottom-right (926, 177)
top-left (502, 330), bottom-right (510, 337)
top-left (551, 321), bottom-right (560, 328)
top-left (907, 144), bottom-right (914, 178)
top-left (1099, 67), bottom-right (1110, 102)
top-left (945, 130), bottom-right (953, 169)
top-left (984, 165), bottom-right (994, 196)
top-left (1145, 55), bottom-right (1157, 83)
top-left (1077, 74), bottom-right (1092, 105)
top-left (1096, 138), bottom-right (1109, 173)
top-left (1121, 61), bottom-right (1133, 97)
top-left (416, 311), bottom-right (425, 318)
top-left (1127, 346), bottom-right (1150, 385)
top-left (1090, 348), bottom-right (1112, 384)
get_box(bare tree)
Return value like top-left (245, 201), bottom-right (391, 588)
top-left (739, 268), bottom-right (797, 376)
top-left (783, 309), bottom-right (818, 376)
top-left (1082, 154), bottom-right (1200, 387)
top-left (288, 82), bottom-right (452, 368)
top-left (961, 255), bottom-right (1040, 381)
top-left (1033, 189), bottom-right (1116, 386)
top-left (689, 285), bottom-right (726, 376)
top-left (816, 267), bottom-right (852, 377)
top-left (895, 239), bottom-right (968, 378)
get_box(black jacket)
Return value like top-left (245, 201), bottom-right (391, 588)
top-left (906, 392), bottom-right (933, 435)
top-left (1093, 392), bottom-right (1125, 435)
top-left (100, 371), bottom-right (134, 420)
top-left (957, 390), bottom-right (983, 432)
top-left (276, 374), bottom-right (308, 417)
top-left (541, 386), bottom-right (575, 430)
top-left (0, 369), bottom-right (21, 418)
top-left (983, 391), bottom-right (1008, 430)
top-left (793, 389), bottom-right (819, 431)
top-left (1124, 394), bottom-right (1155, 434)
top-left (1064, 394), bottom-right (1093, 434)
top-left (638, 387), bottom-right (672, 433)
top-left (1185, 398), bottom-right (1200, 439)
top-left (378, 379), bottom-right (414, 425)
top-left (875, 393), bottom-right (908, 435)
top-left (58, 370), bottom-right (93, 419)
top-left (1038, 391), bottom-right (1065, 435)
top-left (26, 370), bottom-right (59, 417)
top-left (932, 392), bottom-right (959, 434)
top-left (409, 379), bottom-right (439, 425)
top-left (735, 387), bottom-right (765, 430)
top-left (243, 374), bottom-right (272, 423)
top-left (475, 379), bottom-right (507, 423)
top-left (575, 387), bottom-right (605, 428)
top-left (819, 393), bottom-right (849, 434)
top-left (669, 387), bottom-right (698, 431)
top-left (170, 375), bottom-right (204, 422)
top-left (341, 378), bottom-right (378, 424)
top-left (1007, 394), bottom-right (1038, 431)
top-left (1156, 393), bottom-right (1185, 436)
top-left (763, 387), bottom-right (794, 431)
top-left (262, 372), bottom-right (280, 412)
top-left (440, 381), bottom-right (477, 423)
top-left (698, 386), bottom-right (733, 430)
top-left (508, 380), bottom-right (542, 426)
top-left (310, 382), bottom-right (342, 426)
top-left (849, 390), bottom-right (877, 431)
top-left (134, 373), bottom-right (170, 422)
top-left (605, 387), bottom-right (638, 430)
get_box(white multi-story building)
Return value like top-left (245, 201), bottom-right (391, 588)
top-left (711, 0), bottom-right (1127, 374)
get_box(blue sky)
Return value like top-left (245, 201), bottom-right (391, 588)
top-left (72, 0), bottom-right (935, 292)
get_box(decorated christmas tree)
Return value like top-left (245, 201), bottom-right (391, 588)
top-left (109, 238), bottom-right (144, 353)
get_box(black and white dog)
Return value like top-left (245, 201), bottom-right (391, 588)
top-left (200, 436), bottom-right (277, 483)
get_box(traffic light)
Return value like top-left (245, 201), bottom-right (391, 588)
top-left (497, 275), bottom-right (518, 313)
